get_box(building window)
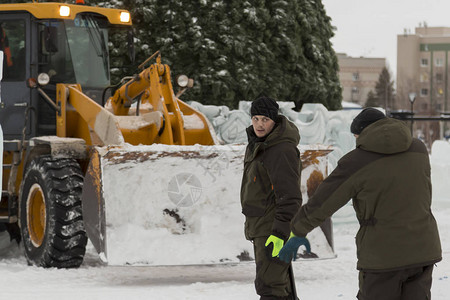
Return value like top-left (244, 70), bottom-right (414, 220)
top-left (351, 87), bottom-right (359, 94)
top-left (420, 73), bottom-right (429, 82)
top-left (352, 72), bottom-right (360, 81)
top-left (437, 88), bottom-right (444, 97)
top-left (421, 103), bottom-right (428, 111)
top-left (436, 58), bottom-right (444, 67)
top-left (421, 58), bottom-right (428, 66)
top-left (420, 88), bottom-right (428, 96)
top-left (436, 103), bottom-right (442, 111)
top-left (436, 73), bottom-right (443, 82)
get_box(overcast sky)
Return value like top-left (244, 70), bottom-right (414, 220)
top-left (321, 0), bottom-right (450, 77)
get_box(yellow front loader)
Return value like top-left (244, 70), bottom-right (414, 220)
top-left (0, 1), bottom-right (334, 268)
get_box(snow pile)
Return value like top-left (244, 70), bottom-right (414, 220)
top-left (99, 144), bottom-right (334, 265)
top-left (431, 140), bottom-right (450, 204)
top-left (342, 100), bottom-right (363, 109)
top-left (189, 101), bottom-right (251, 144)
top-left (101, 144), bottom-right (248, 265)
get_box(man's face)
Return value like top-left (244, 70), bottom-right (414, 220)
top-left (251, 115), bottom-right (275, 138)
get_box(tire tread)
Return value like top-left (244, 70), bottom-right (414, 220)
top-left (20, 156), bottom-right (88, 268)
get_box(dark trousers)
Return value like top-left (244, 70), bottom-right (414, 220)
top-left (253, 237), bottom-right (293, 300)
top-left (357, 265), bottom-right (434, 300)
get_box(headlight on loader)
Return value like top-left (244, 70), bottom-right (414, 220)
top-left (177, 75), bottom-right (194, 88)
top-left (37, 73), bottom-right (50, 86)
top-left (177, 75), bottom-right (189, 87)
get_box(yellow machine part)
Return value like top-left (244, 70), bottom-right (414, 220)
top-left (56, 56), bottom-right (215, 147)
top-left (107, 54), bottom-right (215, 146)
top-left (56, 84), bottom-right (124, 146)
top-left (0, 2), bottom-right (131, 25)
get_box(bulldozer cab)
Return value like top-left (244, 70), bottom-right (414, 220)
top-left (0, 6), bottom-right (131, 140)
top-left (36, 14), bottom-right (116, 137)
top-left (38, 15), bottom-right (112, 99)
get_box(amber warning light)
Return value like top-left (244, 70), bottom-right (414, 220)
top-left (120, 11), bottom-right (130, 23)
top-left (59, 5), bottom-right (70, 17)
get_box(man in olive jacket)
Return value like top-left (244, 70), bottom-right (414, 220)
top-left (241, 96), bottom-right (302, 299)
top-left (280, 108), bottom-right (442, 300)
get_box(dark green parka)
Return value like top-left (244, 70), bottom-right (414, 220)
top-left (291, 117), bottom-right (442, 271)
top-left (240, 115), bottom-right (302, 241)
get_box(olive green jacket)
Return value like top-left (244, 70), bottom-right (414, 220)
top-left (240, 115), bottom-right (302, 241)
top-left (291, 118), bottom-right (442, 271)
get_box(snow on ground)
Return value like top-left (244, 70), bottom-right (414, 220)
top-left (0, 141), bottom-right (449, 299)
top-left (0, 203), bottom-right (448, 300)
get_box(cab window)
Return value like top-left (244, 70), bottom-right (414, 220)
top-left (0, 20), bottom-right (26, 81)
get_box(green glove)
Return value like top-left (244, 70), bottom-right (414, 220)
top-left (265, 235), bottom-right (284, 257)
top-left (279, 232), bottom-right (311, 263)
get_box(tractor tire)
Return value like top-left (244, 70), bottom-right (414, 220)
top-left (19, 156), bottom-right (88, 268)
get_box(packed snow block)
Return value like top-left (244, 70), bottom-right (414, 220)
top-left (239, 101), bottom-right (361, 171)
top-left (191, 100), bottom-right (362, 172)
top-left (215, 111), bottom-right (251, 144)
top-left (92, 144), bottom-right (335, 265)
top-left (189, 101), bottom-right (250, 144)
top-left (431, 140), bottom-right (450, 203)
top-left (189, 101), bottom-right (230, 121)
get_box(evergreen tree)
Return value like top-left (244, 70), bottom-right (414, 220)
top-left (374, 67), bottom-right (395, 111)
top-left (94, 0), bottom-right (342, 110)
top-left (365, 90), bottom-right (380, 107)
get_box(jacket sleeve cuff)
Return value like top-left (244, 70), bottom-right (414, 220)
top-left (291, 228), bottom-right (307, 238)
top-left (271, 220), bottom-right (291, 240)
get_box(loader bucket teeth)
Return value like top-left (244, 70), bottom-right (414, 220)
top-left (81, 148), bottom-right (107, 262)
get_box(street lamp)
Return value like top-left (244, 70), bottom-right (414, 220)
top-left (408, 92), bottom-right (417, 135)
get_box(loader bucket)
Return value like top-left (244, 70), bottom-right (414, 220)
top-left (81, 148), bottom-right (107, 261)
top-left (81, 144), bottom-right (334, 265)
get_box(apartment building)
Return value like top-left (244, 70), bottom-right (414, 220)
top-left (337, 53), bottom-right (386, 107)
top-left (397, 26), bottom-right (450, 143)
top-left (397, 26), bottom-right (450, 114)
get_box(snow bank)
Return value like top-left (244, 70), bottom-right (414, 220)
top-left (431, 140), bottom-right (450, 203)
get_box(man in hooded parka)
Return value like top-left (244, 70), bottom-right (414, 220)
top-left (280, 108), bottom-right (442, 300)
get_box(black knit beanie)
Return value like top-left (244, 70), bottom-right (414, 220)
top-left (350, 108), bottom-right (386, 134)
top-left (250, 97), bottom-right (279, 121)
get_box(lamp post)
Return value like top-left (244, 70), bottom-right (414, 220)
top-left (408, 92), bottom-right (417, 135)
